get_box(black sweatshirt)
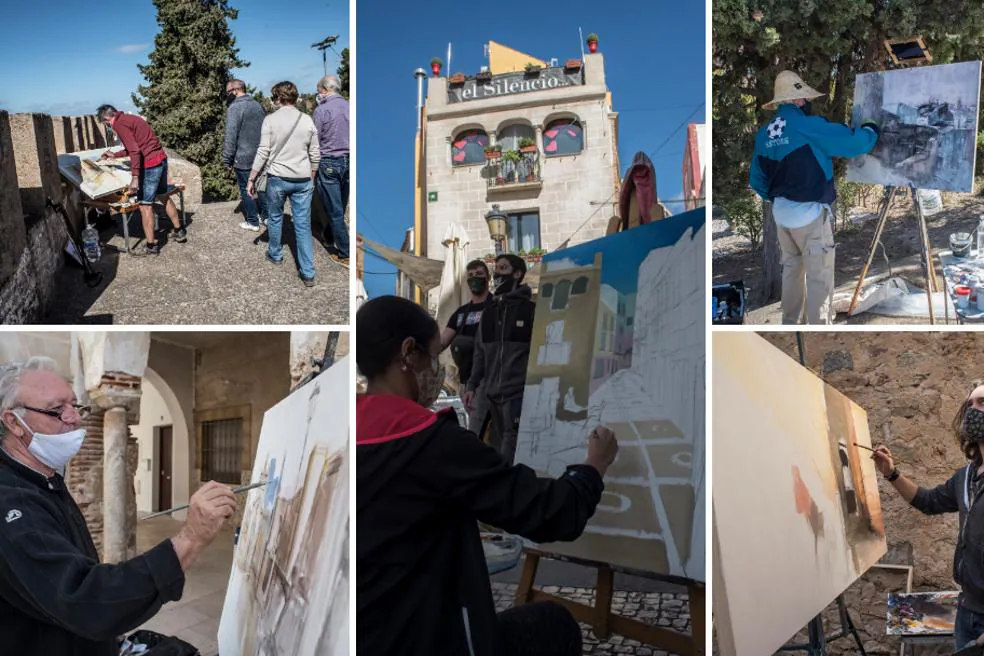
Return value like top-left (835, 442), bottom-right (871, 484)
top-left (911, 463), bottom-right (984, 612)
top-left (356, 394), bottom-right (604, 655)
top-left (0, 448), bottom-right (185, 655)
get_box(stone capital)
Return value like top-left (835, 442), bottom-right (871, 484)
top-left (88, 373), bottom-right (142, 421)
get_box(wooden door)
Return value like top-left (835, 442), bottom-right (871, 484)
top-left (157, 426), bottom-right (173, 513)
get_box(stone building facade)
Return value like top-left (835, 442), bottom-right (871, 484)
top-left (420, 52), bottom-right (620, 307)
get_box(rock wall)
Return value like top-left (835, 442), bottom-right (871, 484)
top-left (67, 411), bottom-right (106, 557)
top-left (760, 331), bottom-right (979, 655)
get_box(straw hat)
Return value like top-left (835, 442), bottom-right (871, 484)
top-left (763, 71), bottom-right (824, 110)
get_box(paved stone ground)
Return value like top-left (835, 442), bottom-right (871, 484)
top-left (492, 582), bottom-right (693, 655)
top-left (42, 200), bottom-right (349, 325)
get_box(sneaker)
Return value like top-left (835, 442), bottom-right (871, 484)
top-left (240, 221), bottom-right (261, 233)
top-left (328, 253), bottom-right (350, 268)
top-left (143, 242), bottom-right (161, 255)
top-left (265, 252), bottom-right (283, 266)
top-left (260, 216), bottom-right (268, 227)
top-left (171, 227), bottom-right (188, 243)
top-left (301, 276), bottom-right (316, 288)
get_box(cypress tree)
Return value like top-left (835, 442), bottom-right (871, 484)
top-left (133, 0), bottom-right (248, 201)
top-left (338, 47), bottom-right (350, 99)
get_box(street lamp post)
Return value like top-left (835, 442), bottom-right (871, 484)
top-left (485, 204), bottom-right (509, 255)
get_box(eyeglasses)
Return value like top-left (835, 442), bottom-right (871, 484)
top-left (20, 404), bottom-right (91, 421)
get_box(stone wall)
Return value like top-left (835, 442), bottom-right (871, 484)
top-left (759, 331), bottom-right (980, 655)
top-left (67, 411), bottom-right (106, 556)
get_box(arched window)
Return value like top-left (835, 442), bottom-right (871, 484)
top-left (540, 282), bottom-right (554, 298)
top-left (497, 123), bottom-right (536, 152)
top-left (543, 119), bottom-right (583, 156)
top-left (572, 276), bottom-right (589, 295)
top-left (452, 129), bottom-right (489, 166)
top-left (552, 280), bottom-right (571, 310)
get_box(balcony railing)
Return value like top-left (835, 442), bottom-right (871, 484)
top-left (485, 150), bottom-right (542, 190)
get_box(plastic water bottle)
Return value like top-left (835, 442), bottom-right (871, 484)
top-left (978, 215), bottom-right (984, 257)
top-left (81, 223), bottom-right (100, 263)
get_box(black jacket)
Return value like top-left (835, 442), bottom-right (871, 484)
top-left (911, 464), bottom-right (984, 612)
top-left (467, 284), bottom-right (536, 402)
top-left (0, 448), bottom-right (185, 655)
top-left (356, 394), bottom-right (603, 655)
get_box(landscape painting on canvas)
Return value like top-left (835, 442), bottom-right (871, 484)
top-left (712, 333), bottom-right (886, 656)
top-left (514, 209), bottom-right (705, 581)
top-left (57, 148), bottom-right (132, 199)
top-left (846, 61), bottom-right (981, 192)
top-left (218, 356), bottom-right (350, 656)
top-left (887, 591), bottom-right (958, 635)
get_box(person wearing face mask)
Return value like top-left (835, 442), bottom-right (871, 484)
top-left (464, 253), bottom-right (536, 465)
top-left (222, 78), bottom-right (268, 232)
top-left (248, 81), bottom-right (321, 287)
top-left (873, 380), bottom-right (984, 652)
top-left (313, 75), bottom-right (350, 267)
top-left (441, 259), bottom-right (494, 433)
top-left (356, 295), bottom-right (620, 656)
top-left (749, 70), bottom-right (880, 324)
top-left (0, 357), bottom-right (237, 655)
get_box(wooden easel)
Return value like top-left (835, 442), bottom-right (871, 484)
top-left (513, 548), bottom-right (705, 656)
top-left (847, 184), bottom-right (940, 323)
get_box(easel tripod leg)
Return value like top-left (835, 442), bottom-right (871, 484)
top-left (848, 187), bottom-right (896, 315)
top-left (595, 565), bottom-right (614, 639)
top-left (689, 584), bottom-right (706, 656)
top-left (513, 551), bottom-right (539, 607)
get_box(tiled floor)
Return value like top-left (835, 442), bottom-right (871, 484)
top-left (134, 516), bottom-right (235, 656)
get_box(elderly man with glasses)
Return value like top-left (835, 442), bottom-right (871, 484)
top-left (0, 357), bottom-right (237, 655)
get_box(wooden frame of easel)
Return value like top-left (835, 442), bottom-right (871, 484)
top-left (846, 184), bottom-right (940, 323)
top-left (513, 548), bottom-right (705, 656)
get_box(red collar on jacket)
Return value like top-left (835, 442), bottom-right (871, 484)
top-left (356, 394), bottom-right (453, 445)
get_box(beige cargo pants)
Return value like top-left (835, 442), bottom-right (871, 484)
top-left (778, 208), bottom-right (834, 324)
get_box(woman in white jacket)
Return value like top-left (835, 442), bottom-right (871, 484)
top-left (248, 81), bottom-right (320, 287)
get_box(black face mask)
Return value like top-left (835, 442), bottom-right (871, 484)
top-left (226, 92), bottom-right (237, 104)
top-left (467, 277), bottom-right (488, 294)
top-left (965, 407), bottom-right (984, 443)
top-left (801, 100), bottom-right (813, 115)
top-left (493, 274), bottom-right (516, 296)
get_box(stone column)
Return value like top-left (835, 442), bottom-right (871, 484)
top-left (102, 405), bottom-right (129, 563)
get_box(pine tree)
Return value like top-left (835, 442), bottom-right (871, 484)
top-left (337, 47), bottom-right (350, 99)
top-left (133, 0), bottom-right (248, 201)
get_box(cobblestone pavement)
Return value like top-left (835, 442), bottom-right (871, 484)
top-left (42, 200), bottom-right (349, 325)
top-left (492, 582), bottom-right (692, 655)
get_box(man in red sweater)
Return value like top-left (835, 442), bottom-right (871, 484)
top-left (96, 105), bottom-right (187, 255)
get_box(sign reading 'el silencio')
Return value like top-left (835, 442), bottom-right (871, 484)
top-left (448, 67), bottom-right (584, 103)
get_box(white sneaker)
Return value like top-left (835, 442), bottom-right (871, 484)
top-left (240, 221), bottom-right (260, 232)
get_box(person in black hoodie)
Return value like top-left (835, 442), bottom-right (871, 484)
top-left (0, 357), bottom-right (237, 655)
top-left (464, 253), bottom-right (536, 465)
top-left (873, 379), bottom-right (984, 651)
top-left (357, 295), bottom-right (619, 656)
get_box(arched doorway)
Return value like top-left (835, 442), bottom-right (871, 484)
top-left (139, 367), bottom-right (191, 518)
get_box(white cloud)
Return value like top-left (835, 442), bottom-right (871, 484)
top-left (115, 44), bottom-right (149, 54)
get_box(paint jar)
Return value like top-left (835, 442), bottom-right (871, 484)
top-left (956, 285), bottom-right (972, 309)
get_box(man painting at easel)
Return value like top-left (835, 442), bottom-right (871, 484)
top-left (749, 70), bottom-right (880, 324)
top-left (873, 379), bottom-right (984, 653)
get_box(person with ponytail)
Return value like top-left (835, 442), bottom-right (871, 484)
top-left (356, 295), bottom-right (619, 656)
top-left (874, 380), bottom-right (984, 651)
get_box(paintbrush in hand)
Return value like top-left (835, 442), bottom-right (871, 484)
top-left (854, 442), bottom-right (907, 466)
top-left (139, 480), bottom-right (269, 520)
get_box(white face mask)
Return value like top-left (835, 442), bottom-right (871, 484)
top-left (14, 414), bottom-right (85, 471)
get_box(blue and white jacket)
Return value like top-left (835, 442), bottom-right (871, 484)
top-left (750, 104), bottom-right (878, 204)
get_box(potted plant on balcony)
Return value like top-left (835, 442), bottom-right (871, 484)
top-left (484, 144), bottom-right (502, 160)
top-left (564, 58), bottom-right (582, 71)
top-left (586, 33), bottom-right (599, 53)
top-left (502, 149), bottom-right (522, 164)
top-left (525, 247), bottom-right (547, 263)
top-left (482, 252), bottom-right (496, 263)
top-left (430, 57), bottom-right (443, 77)
top-left (518, 137), bottom-right (537, 154)
top-left (524, 62), bottom-right (542, 76)
top-left (476, 68), bottom-right (492, 83)
top-left (449, 72), bottom-right (466, 85)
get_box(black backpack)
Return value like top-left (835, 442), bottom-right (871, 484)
top-left (121, 630), bottom-right (201, 656)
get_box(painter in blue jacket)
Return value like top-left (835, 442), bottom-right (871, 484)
top-left (749, 70), bottom-right (880, 324)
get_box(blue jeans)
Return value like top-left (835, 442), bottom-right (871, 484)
top-left (138, 159), bottom-right (168, 205)
top-left (234, 168), bottom-right (266, 226)
top-left (265, 176), bottom-right (315, 280)
top-left (955, 602), bottom-right (984, 650)
top-left (316, 155), bottom-right (349, 258)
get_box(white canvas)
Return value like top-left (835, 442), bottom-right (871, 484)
top-left (713, 333), bottom-right (887, 656)
top-left (514, 212), bottom-right (706, 581)
top-left (846, 61), bottom-right (982, 192)
top-left (57, 147), bottom-right (132, 199)
top-left (217, 356), bottom-right (350, 656)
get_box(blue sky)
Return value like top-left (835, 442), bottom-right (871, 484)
top-left (358, 0), bottom-right (706, 298)
top-left (550, 210), bottom-right (705, 295)
top-left (0, 0), bottom-right (348, 116)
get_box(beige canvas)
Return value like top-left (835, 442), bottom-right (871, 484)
top-left (713, 333), bottom-right (886, 656)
